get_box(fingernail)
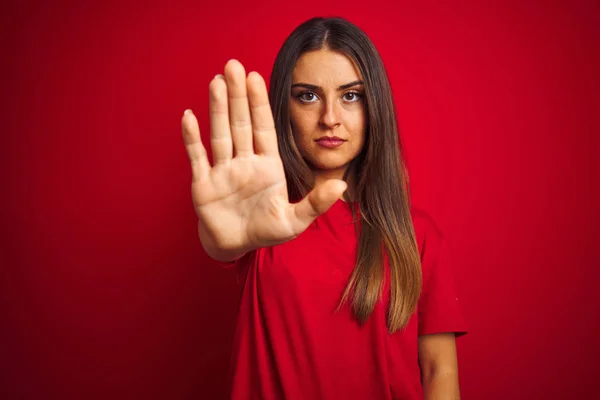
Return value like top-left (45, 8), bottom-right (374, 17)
top-left (184, 109), bottom-right (193, 115)
top-left (214, 74), bottom-right (224, 80)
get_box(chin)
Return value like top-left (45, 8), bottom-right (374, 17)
top-left (310, 159), bottom-right (350, 172)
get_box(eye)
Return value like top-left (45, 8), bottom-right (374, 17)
top-left (343, 92), bottom-right (363, 102)
top-left (297, 91), bottom-right (318, 103)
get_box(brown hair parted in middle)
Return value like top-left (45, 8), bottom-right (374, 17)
top-left (269, 17), bottom-right (422, 333)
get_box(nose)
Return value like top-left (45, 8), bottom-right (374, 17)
top-left (319, 98), bottom-right (341, 129)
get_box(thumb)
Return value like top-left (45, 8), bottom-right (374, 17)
top-left (290, 179), bottom-right (348, 233)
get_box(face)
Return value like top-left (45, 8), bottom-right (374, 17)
top-left (290, 49), bottom-right (367, 181)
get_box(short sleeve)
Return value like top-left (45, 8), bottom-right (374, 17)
top-left (416, 214), bottom-right (468, 337)
top-left (216, 250), bottom-right (257, 284)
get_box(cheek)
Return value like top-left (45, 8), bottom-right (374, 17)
top-left (290, 110), bottom-right (317, 145)
top-left (347, 110), bottom-right (367, 145)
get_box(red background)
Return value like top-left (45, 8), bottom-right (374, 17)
top-left (2, 0), bottom-right (599, 399)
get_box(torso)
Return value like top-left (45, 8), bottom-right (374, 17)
top-left (228, 200), bottom-right (432, 399)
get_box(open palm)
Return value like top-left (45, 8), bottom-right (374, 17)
top-left (181, 60), bottom-right (346, 262)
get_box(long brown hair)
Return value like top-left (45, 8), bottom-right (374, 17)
top-left (269, 17), bottom-right (421, 333)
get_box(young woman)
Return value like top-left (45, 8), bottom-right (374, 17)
top-left (181, 17), bottom-right (467, 400)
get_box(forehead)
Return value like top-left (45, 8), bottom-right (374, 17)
top-left (292, 49), bottom-right (362, 85)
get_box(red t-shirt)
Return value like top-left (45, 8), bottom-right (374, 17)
top-left (225, 199), bottom-right (467, 399)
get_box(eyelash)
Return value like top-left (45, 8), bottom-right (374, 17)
top-left (295, 91), bottom-right (364, 104)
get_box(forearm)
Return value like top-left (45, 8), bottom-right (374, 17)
top-left (422, 369), bottom-right (461, 400)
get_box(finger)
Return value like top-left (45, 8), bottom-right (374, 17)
top-left (247, 71), bottom-right (279, 156)
top-left (290, 179), bottom-right (348, 233)
top-left (181, 109), bottom-right (210, 182)
top-left (224, 59), bottom-right (253, 156)
top-left (209, 74), bottom-right (233, 164)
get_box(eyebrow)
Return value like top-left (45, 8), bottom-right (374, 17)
top-left (290, 80), bottom-right (364, 91)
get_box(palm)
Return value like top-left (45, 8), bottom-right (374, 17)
top-left (181, 60), bottom-right (346, 261)
top-left (193, 153), bottom-right (293, 251)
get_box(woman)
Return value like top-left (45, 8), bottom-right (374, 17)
top-left (181, 17), bottom-right (467, 400)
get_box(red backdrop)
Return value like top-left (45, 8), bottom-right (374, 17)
top-left (2, 0), bottom-right (599, 399)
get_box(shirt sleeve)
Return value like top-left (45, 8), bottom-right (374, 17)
top-left (417, 216), bottom-right (468, 337)
top-left (216, 250), bottom-right (257, 285)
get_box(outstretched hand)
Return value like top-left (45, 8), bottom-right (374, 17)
top-left (181, 60), bottom-right (347, 261)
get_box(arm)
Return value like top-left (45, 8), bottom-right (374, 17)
top-left (418, 333), bottom-right (461, 400)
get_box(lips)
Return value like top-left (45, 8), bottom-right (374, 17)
top-left (315, 136), bottom-right (346, 148)
top-left (316, 136), bottom-right (345, 142)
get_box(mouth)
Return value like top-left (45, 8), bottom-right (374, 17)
top-left (315, 136), bottom-right (346, 148)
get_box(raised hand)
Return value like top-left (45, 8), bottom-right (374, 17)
top-left (181, 60), bottom-right (347, 262)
